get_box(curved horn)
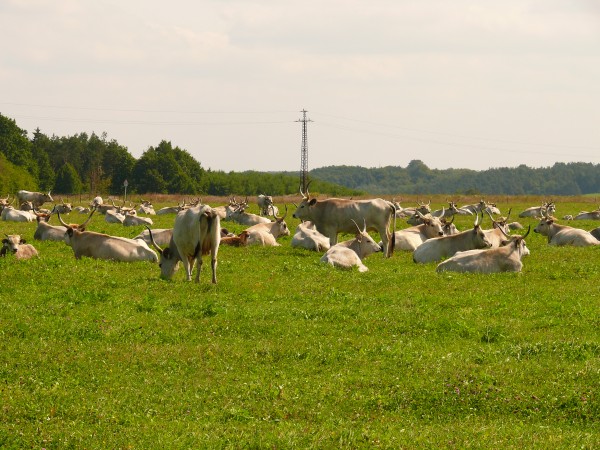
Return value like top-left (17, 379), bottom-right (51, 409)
top-left (350, 219), bottom-right (362, 235)
top-left (474, 211), bottom-right (481, 227)
top-left (485, 209), bottom-right (496, 224)
top-left (275, 204), bottom-right (288, 221)
top-left (505, 208), bottom-right (512, 222)
top-left (79, 207), bottom-right (96, 229)
top-left (145, 225), bottom-right (163, 255)
top-left (522, 224), bottom-right (531, 239)
top-left (448, 214), bottom-right (455, 224)
top-left (56, 209), bottom-right (69, 227)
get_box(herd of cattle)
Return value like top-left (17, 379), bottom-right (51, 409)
top-left (2, 190), bottom-right (600, 281)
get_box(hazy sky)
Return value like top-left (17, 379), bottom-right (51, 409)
top-left (1, 0), bottom-right (599, 173)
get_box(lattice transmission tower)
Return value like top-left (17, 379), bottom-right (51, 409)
top-left (296, 109), bottom-right (312, 193)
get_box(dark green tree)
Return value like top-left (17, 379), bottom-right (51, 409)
top-left (54, 162), bottom-right (83, 194)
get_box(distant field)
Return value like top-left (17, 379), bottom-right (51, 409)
top-left (1, 196), bottom-right (598, 448)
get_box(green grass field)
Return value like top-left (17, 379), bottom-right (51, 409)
top-left (1, 196), bottom-right (599, 448)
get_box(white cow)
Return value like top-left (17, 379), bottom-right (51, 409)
top-left (147, 205), bottom-right (220, 283)
top-left (134, 228), bottom-right (173, 247)
top-left (105, 210), bottom-right (125, 224)
top-left (16, 190), bottom-right (53, 208)
top-left (533, 217), bottom-right (599, 247)
top-left (1, 206), bottom-right (35, 222)
top-left (387, 212), bottom-right (444, 251)
top-left (320, 220), bottom-right (382, 272)
top-left (413, 213), bottom-right (492, 264)
top-left (291, 222), bottom-right (330, 252)
top-left (436, 226), bottom-right (531, 274)
top-left (1, 234), bottom-right (39, 260)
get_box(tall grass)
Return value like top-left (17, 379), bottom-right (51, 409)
top-left (0, 197), bottom-right (598, 448)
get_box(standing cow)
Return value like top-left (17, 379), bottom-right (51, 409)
top-left (292, 184), bottom-right (396, 257)
top-left (16, 190), bottom-right (53, 208)
top-left (147, 205), bottom-right (220, 283)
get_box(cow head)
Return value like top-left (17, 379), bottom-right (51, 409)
top-left (420, 212), bottom-right (444, 238)
top-left (293, 182), bottom-right (317, 220)
top-left (441, 215), bottom-right (459, 235)
top-left (272, 204), bottom-right (290, 237)
top-left (473, 212), bottom-right (492, 249)
top-left (351, 219), bottom-right (382, 258)
top-left (146, 226), bottom-right (180, 280)
top-left (533, 216), bottom-right (555, 236)
top-left (2, 234), bottom-right (25, 255)
top-left (487, 208), bottom-right (511, 233)
top-left (499, 225), bottom-right (531, 256)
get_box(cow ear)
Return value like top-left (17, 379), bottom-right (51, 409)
top-left (500, 239), bottom-right (510, 246)
top-left (2, 239), bottom-right (7, 244)
top-left (67, 228), bottom-right (74, 237)
top-left (163, 248), bottom-right (172, 259)
top-left (309, 198), bottom-right (317, 206)
top-left (20, 239), bottom-right (26, 244)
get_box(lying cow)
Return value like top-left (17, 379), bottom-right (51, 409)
top-left (244, 205), bottom-right (290, 241)
top-left (1, 234), bottom-right (39, 260)
top-left (134, 228), bottom-right (173, 247)
top-left (387, 212), bottom-right (444, 251)
top-left (291, 222), bottom-right (330, 252)
top-left (413, 213), bottom-right (492, 264)
top-left (320, 220), bottom-right (382, 272)
top-left (533, 216), bottom-right (599, 247)
top-left (34, 213), bottom-right (67, 242)
top-left (220, 230), bottom-right (250, 247)
top-left (574, 207), bottom-right (600, 221)
top-left (1, 206), bottom-right (35, 222)
top-left (436, 226), bottom-right (531, 274)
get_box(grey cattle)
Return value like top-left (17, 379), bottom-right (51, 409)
top-left (388, 212), bottom-right (444, 251)
top-left (134, 228), bottom-right (173, 247)
top-left (574, 207), bottom-right (600, 221)
top-left (34, 214), bottom-right (67, 242)
top-left (519, 201), bottom-right (556, 218)
top-left (1, 206), bottom-right (35, 222)
top-left (291, 222), bottom-right (330, 252)
top-left (257, 194), bottom-right (274, 216)
top-left (436, 226), bottom-right (531, 274)
top-left (244, 205), bottom-right (290, 241)
top-left (413, 213), bottom-right (492, 264)
top-left (1, 234), bottom-right (39, 260)
top-left (533, 217), bottom-right (599, 247)
top-left (320, 220), bottom-right (382, 272)
top-left (147, 205), bottom-right (220, 283)
top-left (16, 190), bottom-right (53, 208)
top-left (292, 183), bottom-right (396, 257)
top-left (64, 228), bottom-right (158, 262)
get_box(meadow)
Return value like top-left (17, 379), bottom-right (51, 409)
top-left (1, 195), bottom-right (599, 449)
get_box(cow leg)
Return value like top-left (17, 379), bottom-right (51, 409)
top-left (210, 248), bottom-right (218, 284)
top-left (181, 255), bottom-right (193, 281)
top-left (194, 256), bottom-right (203, 283)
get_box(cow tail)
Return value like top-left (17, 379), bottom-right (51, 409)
top-left (389, 203), bottom-right (396, 257)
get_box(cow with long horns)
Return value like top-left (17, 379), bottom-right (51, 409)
top-left (436, 226), bottom-right (531, 273)
top-left (413, 212), bottom-right (492, 264)
top-left (320, 219), bottom-right (382, 272)
top-left (292, 182), bottom-right (396, 257)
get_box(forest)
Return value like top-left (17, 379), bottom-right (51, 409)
top-left (2, 113), bottom-right (599, 197)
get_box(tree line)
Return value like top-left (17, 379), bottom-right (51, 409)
top-left (0, 113), bottom-right (360, 198)
top-left (305, 159), bottom-right (600, 196)
top-left (3, 112), bottom-right (599, 198)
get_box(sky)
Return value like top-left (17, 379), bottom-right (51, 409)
top-left (1, 0), bottom-right (599, 173)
